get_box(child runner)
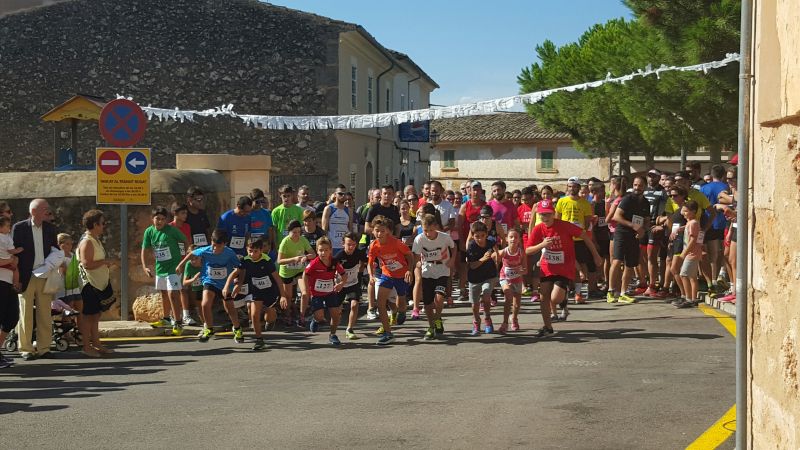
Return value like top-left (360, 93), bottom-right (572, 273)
top-left (498, 227), bottom-right (526, 333)
top-left (526, 199), bottom-right (602, 337)
top-left (140, 206), bottom-right (187, 336)
top-left (465, 221), bottom-right (498, 335)
top-left (277, 220), bottom-right (315, 328)
top-left (677, 200), bottom-right (703, 308)
top-left (301, 210), bottom-right (326, 250)
top-left (170, 203), bottom-right (198, 326)
top-left (224, 238), bottom-right (284, 350)
top-left (303, 236), bottom-right (347, 345)
top-left (182, 245), bottom-right (205, 323)
top-left (176, 229), bottom-right (242, 342)
top-left (334, 232), bottom-right (367, 340)
top-left (412, 214), bottom-right (455, 340)
top-left (367, 215), bottom-right (414, 345)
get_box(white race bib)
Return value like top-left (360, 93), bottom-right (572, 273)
top-left (178, 242), bottom-right (186, 256)
top-left (732, 222), bottom-right (737, 229)
top-left (671, 223), bottom-right (680, 234)
top-left (344, 266), bottom-right (360, 287)
top-left (193, 234), bottom-right (208, 246)
top-left (333, 230), bottom-right (346, 242)
top-left (251, 276), bottom-right (272, 290)
top-left (697, 231), bottom-right (705, 244)
top-left (314, 278), bottom-right (334, 293)
top-left (209, 267), bottom-right (227, 280)
top-left (504, 266), bottom-right (522, 279)
top-left (542, 250), bottom-right (565, 265)
top-left (230, 236), bottom-right (245, 249)
top-left (238, 283), bottom-right (249, 295)
top-left (384, 259), bottom-right (403, 272)
top-left (423, 248), bottom-right (443, 262)
top-left (597, 217), bottom-right (607, 227)
top-left (154, 247), bottom-right (172, 262)
top-left (632, 215), bottom-right (644, 227)
top-left (523, 212), bottom-right (532, 223)
top-left (286, 260), bottom-right (305, 270)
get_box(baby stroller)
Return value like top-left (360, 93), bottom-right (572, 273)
top-left (3, 304), bottom-right (82, 353)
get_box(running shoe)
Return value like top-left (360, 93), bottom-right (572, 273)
top-left (484, 317), bottom-right (494, 334)
top-left (498, 322), bottom-right (508, 335)
top-left (171, 323), bottom-right (184, 336)
top-left (309, 320), bottom-right (319, 333)
top-left (719, 294), bottom-right (736, 303)
top-left (531, 293), bottom-right (540, 303)
top-left (470, 320), bottom-right (480, 336)
top-left (588, 290), bottom-right (606, 300)
top-left (643, 287), bottom-right (657, 297)
top-left (606, 292), bottom-right (618, 303)
top-left (574, 293), bottom-right (586, 304)
top-left (434, 318), bottom-right (444, 335)
top-left (534, 326), bottom-right (555, 338)
top-left (633, 285), bottom-right (648, 296)
top-left (396, 311), bottom-right (407, 325)
top-left (618, 293), bottom-right (636, 304)
top-left (233, 327), bottom-right (244, 343)
top-left (423, 328), bottom-right (435, 340)
top-left (329, 334), bottom-right (341, 346)
top-left (252, 337), bottom-right (266, 351)
top-left (377, 332), bottom-right (395, 346)
top-left (345, 328), bottom-right (358, 340)
top-left (375, 325), bottom-right (385, 335)
top-left (675, 299), bottom-right (693, 309)
top-left (389, 313), bottom-right (397, 326)
top-left (198, 327), bottom-right (214, 342)
top-left (411, 308), bottom-right (420, 320)
top-left (550, 314), bottom-right (559, 322)
top-left (522, 288), bottom-right (532, 296)
top-left (649, 290), bottom-right (669, 299)
top-left (558, 309), bottom-right (569, 321)
top-left (366, 308), bottom-right (378, 320)
top-left (150, 318), bottom-right (171, 328)
top-left (671, 298), bottom-right (685, 306)
top-left (295, 318), bottom-right (306, 329)
top-left (183, 316), bottom-right (198, 327)
top-left (511, 318), bottom-right (520, 331)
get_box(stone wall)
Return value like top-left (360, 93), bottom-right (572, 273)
top-left (749, 0), bottom-right (800, 447)
top-left (0, 169), bottom-right (228, 320)
top-left (0, 0), bottom-right (349, 182)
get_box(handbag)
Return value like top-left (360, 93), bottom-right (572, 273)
top-left (43, 270), bottom-right (64, 295)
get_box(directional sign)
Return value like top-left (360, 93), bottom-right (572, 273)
top-left (96, 148), bottom-right (151, 205)
top-left (99, 99), bottom-right (147, 147)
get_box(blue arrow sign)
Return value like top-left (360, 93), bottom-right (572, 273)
top-left (125, 151), bottom-right (148, 175)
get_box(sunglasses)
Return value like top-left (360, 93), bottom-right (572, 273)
top-left (192, 196), bottom-right (204, 201)
top-left (336, 192), bottom-right (346, 196)
top-left (213, 239), bottom-right (225, 244)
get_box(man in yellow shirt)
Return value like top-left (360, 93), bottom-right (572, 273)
top-left (555, 177), bottom-right (598, 305)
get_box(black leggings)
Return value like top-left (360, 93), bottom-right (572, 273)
top-left (0, 281), bottom-right (19, 333)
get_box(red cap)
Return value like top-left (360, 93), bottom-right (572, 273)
top-left (729, 154), bottom-right (738, 165)
top-left (537, 199), bottom-right (555, 214)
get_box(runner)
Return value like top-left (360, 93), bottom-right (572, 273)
top-left (699, 164), bottom-right (730, 292)
top-left (676, 201), bottom-right (703, 308)
top-left (526, 199), bottom-right (602, 337)
top-left (277, 220), bottom-right (315, 328)
top-left (334, 232), bottom-right (367, 340)
top-left (412, 214), bottom-right (454, 340)
top-left (249, 188), bottom-right (276, 260)
top-left (272, 184), bottom-right (305, 241)
top-left (608, 176), bottom-right (650, 304)
top-left (365, 185), bottom-right (401, 237)
top-left (428, 180), bottom-right (458, 307)
top-left (169, 203), bottom-right (197, 325)
top-left (555, 176), bottom-right (596, 304)
top-left (367, 215), bottom-right (414, 345)
top-left (642, 170), bottom-right (668, 298)
top-left (666, 186), bottom-right (688, 302)
top-left (217, 196), bottom-right (252, 257)
top-left (457, 181), bottom-right (486, 301)
top-left (498, 227), bottom-right (526, 333)
top-left (301, 210), bottom-right (326, 250)
top-left (321, 184), bottom-right (352, 252)
top-left (297, 185), bottom-right (316, 213)
top-left (185, 186), bottom-right (211, 247)
top-left (140, 206), bottom-right (187, 336)
top-left (181, 245), bottom-right (204, 323)
top-left (465, 221), bottom-right (498, 335)
top-left (303, 236), bottom-right (347, 345)
top-left (590, 183), bottom-right (610, 294)
top-left (224, 238), bottom-right (284, 350)
top-left (487, 180), bottom-right (519, 234)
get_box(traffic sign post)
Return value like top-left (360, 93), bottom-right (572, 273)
top-left (96, 148), bottom-right (151, 205)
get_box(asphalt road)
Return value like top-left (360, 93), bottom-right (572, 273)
top-left (0, 297), bottom-right (734, 449)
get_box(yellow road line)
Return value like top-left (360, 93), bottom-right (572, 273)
top-left (685, 305), bottom-right (737, 449)
top-left (686, 404), bottom-right (736, 449)
top-left (100, 331), bottom-right (232, 342)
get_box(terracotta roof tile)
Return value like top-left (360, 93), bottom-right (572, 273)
top-left (431, 112), bottom-right (570, 142)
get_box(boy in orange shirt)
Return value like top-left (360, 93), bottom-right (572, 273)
top-left (367, 215), bottom-right (415, 345)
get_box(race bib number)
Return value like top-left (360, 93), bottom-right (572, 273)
top-left (542, 250), bottom-right (565, 265)
top-left (178, 242), bottom-right (186, 256)
top-left (423, 248), bottom-right (443, 262)
top-left (230, 236), bottom-right (245, 249)
top-left (251, 276), bottom-right (272, 290)
top-left (238, 284), bottom-right (249, 295)
top-left (697, 231), bottom-right (705, 244)
top-left (154, 247), bottom-right (172, 262)
top-left (314, 278), bottom-right (334, 293)
top-left (333, 230), bottom-right (346, 242)
top-left (501, 223), bottom-right (508, 233)
top-left (209, 267), bottom-right (227, 280)
top-left (732, 222), bottom-right (737, 229)
top-left (384, 259), bottom-right (403, 272)
top-left (344, 266), bottom-right (360, 287)
top-left (286, 260), bottom-right (305, 270)
top-left (632, 215), bottom-right (644, 227)
top-left (597, 217), bottom-right (607, 227)
top-left (191, 277), bottom-right (201, 288)
top-left (504, 266), bottom-right (522, 279)
top-left (193, 234), bottom-right (208, 246)
top-left (671, 223), bottom-right (680, 234)
top-left (523, 212), bottom-right (532, 223)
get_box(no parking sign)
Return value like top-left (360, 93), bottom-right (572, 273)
top-left (99, 99), bottom-right (147, 147)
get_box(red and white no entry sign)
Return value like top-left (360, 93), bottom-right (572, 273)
top-left (98, 150), bottom-right (122, 175)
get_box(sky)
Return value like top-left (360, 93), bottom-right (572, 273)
top-left (265, 0), bottom-right (633, 107)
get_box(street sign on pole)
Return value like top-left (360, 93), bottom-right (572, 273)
top-left (99, 99), bottom-right (147, 148)
top-left (96, 148), bottom-right (151, 205)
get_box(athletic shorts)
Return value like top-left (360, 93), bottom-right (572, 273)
top-left (574, 241), bottom-right (597, 272)
top-left (705, 228), bottom-right (724, 241)
top-left (680, 258), bottom-right (700, 278)
top-left (203, 284), bottom-right (226, 301)
top-left (244, 294), bottom-right (279, 309)
top-left (468, 278), bottom-right (497, 304)
top-left (421, 276), bottom-right (448, 305)
top-left (280, 273), bottom-right (302, 285)
top-left (311, 294), bottom-right (343, 311)
top-left (376, 274), bottom-right (409, 296)
top-left (528, 251), bottom-right (541, 277)
top-left (595, 238), bottom-right (610, 259)
top-left (613, 233), bottom-right (641, 268)
top-left (639, 230), bottom-right (651, 246)
top-left (731, 225), bottom-right (738, 243)
top-left (499, 278), bottom-right (523, 294)
top-left (155, 274), bottom-right (182, 291)
top-left (540, 275), bottom-right (570, 290)
top-left (341, 283), bottom-right (362, 302)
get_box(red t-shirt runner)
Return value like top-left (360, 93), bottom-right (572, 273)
top-left (304, 257), bottom-right (345, 297)
top-left (517, 203), bottom-right (533, 240)
top-left (527, 219), bottom-right (582, 280)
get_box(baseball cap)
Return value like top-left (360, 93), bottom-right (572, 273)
top-left (674, 170), bottom-right (690, 179)
top-left (648, 169), bottom-right (661, 176)
top-left (567, 176), bottom-right (581, 185)
top-left (479, 205), bottom-right (494, 217)
top-left (729, 154), bottom-right (738, 165)
top-left (536, 199), bottom-right (555, 214)
top-left (471, 181), bottom-right (482, 189)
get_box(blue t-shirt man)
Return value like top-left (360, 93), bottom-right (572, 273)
top-left (700, 181), bottom-right (729, 231)
top-left (192, 245), bottom-right (241, 291)
top-left (217, 209), bottom-right (250, 256)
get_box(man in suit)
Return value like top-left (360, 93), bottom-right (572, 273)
top-left (13, 199), bottom-right (58, 360)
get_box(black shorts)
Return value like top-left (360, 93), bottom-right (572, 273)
top-left (81, 282), bottom-right (114, 315)
top-left (705, 228), bottom-right (724, 241)
top-left (202, 284), bottom-right (226, 301)
top-left (341, 283), bottom-right (362, 301)
top-left (421, 276), bottom-right (448, 305)
top-left (613, 232), bottom-right (641, 268)
top-left (731, 226), bottom-right (738, 243)
top-left (574, 241), bottom-right (596, 272)
top-left (0, 281), bottom-right (19, 333)
top-left (595, 238), bottom-right (610, 259)
top-left (528, 252), bottom-right (541, 277)
top-left (250, 296), bottom-right (279, 309)
top-left (280, 273), bottom-right (302, 285)
top-left (310, 294), bottom-right (343, 311)
top-left (540, 275), bottom-right (570, 290)
top-left (639, 230), bottom-right (651, 246)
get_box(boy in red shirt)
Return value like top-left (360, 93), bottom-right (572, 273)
top-left (526, 199), bottom-right (602, 337)
top-left (303, 236), bottom-right (348, 345)
top-left (368, 215), bottom-right (415, 345)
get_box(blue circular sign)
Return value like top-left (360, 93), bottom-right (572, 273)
top-left (125, 151), bottom-right (148, 175)
top-left (99, 99), bottom-right (147, 147)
